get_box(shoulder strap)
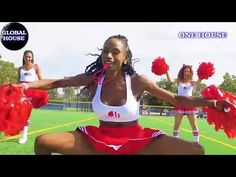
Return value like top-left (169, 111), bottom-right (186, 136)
top-left (94, 75), bottom-right (105, 98)
top-left (125, 73), bottom-right (133, 98)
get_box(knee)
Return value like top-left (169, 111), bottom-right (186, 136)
top-left (34, 134), bottom-right (53, 155)
top-left (35, 134), bottom-right (48, 147)
top-left (193, 143), bottom-right (205, 155)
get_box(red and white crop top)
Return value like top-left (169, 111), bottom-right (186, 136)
top-left (92, 74), bottom-right (140, 122)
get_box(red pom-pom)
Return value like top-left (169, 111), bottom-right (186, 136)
top-left (151, 57), bottom-right (169, 76)
top-left (25, 89), bottom-right (48, 108)
top-left (0, 84), bottom-right (32, 136)
top-left (197, 62), bottom-right (215, 80)
top-left (201, 85), bottom-right (236, 138)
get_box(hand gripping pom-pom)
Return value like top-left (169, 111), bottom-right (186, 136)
top-left (201, 85), bottom-right (236, 138)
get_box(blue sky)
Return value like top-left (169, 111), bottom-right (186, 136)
top-left (1, 22), bottom-right (236, 86)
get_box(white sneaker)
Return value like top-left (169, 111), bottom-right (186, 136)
top-left (193, 136), bottom-right (199, 142)
top-left (18, 137), bottom-right (27, 144)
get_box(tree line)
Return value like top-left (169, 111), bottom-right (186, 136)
top-left (1, 60), bottom-right (235, 105)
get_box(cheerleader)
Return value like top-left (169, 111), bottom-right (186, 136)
top-left (166, 65), bottom-right (202, 142)
top-left (18, 50), bottom-right (44, 144)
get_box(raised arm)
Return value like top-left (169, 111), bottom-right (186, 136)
top-left (192, 78), bottom-right (202, 92)
top-left (196, 78), bottom-right (201, 85)
top-left (166, 71), bottom-right (178, 85)
top-left (165, 71), bottom-right (172, 83)
top-left (21, 73), bottom-right (94, 90)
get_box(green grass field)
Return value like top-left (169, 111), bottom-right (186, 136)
top-left (0, 109), bottom-right (236, 155)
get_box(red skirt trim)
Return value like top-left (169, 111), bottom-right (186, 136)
top-left (174, 106), bottom-right (198, 115)
top-left (76, 124), bottom-right (165, 154)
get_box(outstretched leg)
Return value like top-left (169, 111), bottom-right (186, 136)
top-left (135, 135), bottom-right (204, 155)
top-left (34, 131), bottom-right (107, 155)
